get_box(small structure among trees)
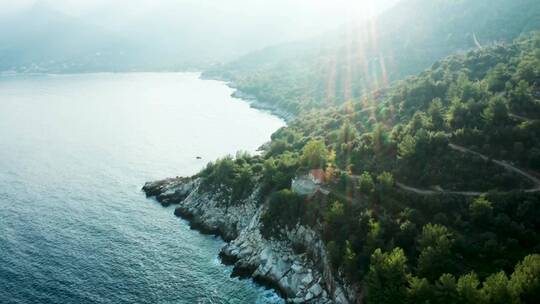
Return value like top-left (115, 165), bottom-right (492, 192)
top-left (291, 169), bottom-right (329, 196)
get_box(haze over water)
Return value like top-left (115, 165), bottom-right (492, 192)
top-left (0, 73), bottom-right (285, 304)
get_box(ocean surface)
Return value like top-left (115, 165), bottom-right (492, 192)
top-left (0, 73), bottom-right (285, 304)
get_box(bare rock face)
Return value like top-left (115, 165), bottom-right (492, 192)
top-left (143, 178), bottom-right (354, 304)
top-left (142, 177), bottom-right (197, 206)
top-left (220, 222), bottom-right (353, 304)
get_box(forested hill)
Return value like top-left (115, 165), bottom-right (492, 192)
top-left (204, 0), bottom-right (540, 114)
top-left (197, 33), bottom-right (540, 303)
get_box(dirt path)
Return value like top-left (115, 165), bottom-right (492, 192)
top-left (509, 113), bottom-right (539, 122)
top-left (396, 182), bottom-right (485, 197)
top-left (448, 144), bottom-right (540, 193)
top-left (328, 143), bottom-right (540, 199)
top-left (396, 143), bottom-right (540, 196)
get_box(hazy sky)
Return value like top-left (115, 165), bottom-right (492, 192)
top-left (0, 0), bottom-right (400, 67)
top-left (0, 0), bottom-right (400, 49)
top-left (0, 0), bottom-right (398, 20)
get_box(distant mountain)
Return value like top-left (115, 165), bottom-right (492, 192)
top-left (0, 2), bottom-right (139, 72)
top-left (0, 1), bottom-right (401, 73)
top-left (204, 0), bottom-right (540, 113)
top-left (0, 1), bottom-right (293, 72)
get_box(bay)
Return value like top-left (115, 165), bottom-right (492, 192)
top-left (0, 73), bottom-right (285, 304)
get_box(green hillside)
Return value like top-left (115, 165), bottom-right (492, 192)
top-left (197, 33), bottom-right (540, 303)
top-left (205, 0), bottom-right (540, 114)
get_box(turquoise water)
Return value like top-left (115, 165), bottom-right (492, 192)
top-left (0, 73), bottom-right (285, 304)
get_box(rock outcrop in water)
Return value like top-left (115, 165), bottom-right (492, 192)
top-left (142, 178), bottom-right (354, 304)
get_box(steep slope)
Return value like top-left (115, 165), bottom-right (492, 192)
top-left (205, 0), bottom-right (540, 113)
top-left (147, 34), bottom-right (540, 303)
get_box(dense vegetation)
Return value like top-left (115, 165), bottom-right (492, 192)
top-left (198, 34), bottom-right (540, 303)
top-left (205, 0), bottom-right (540, 114)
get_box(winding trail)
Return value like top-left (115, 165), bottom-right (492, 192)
top-left (395, 182), bottom-right (484, 196)
top-left (448, 144), bottom-right (540, 193)
top-left (396, 143), bottom-right (540, 196)
top-left (509, 113), bottom-right (539, 123)
top-left (322, 142), bottom-right (540, 200)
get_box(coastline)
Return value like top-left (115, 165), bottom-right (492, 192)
top-left (199, 73), bottom-right (296, 123)
top-left (141, 76), bottom-right (353, 303)
top-left (230, 90), bottom-right (296, 123)
top-left (142, 178), bottom-right (353, 304)
top-left (1, 72), bottom-right (291, 303)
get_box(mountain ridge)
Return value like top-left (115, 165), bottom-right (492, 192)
top-left (204, 0), bottom-right (540, 114)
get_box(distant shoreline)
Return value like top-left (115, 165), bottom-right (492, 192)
top-left (200, 74), bottom-right (295, 123)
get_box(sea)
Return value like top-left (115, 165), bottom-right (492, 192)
top-left (0, 72), bottom-right (285, 304)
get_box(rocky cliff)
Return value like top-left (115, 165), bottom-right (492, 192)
top-left (142, 177), bottom-right (355, 303)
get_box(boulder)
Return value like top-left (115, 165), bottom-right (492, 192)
top-left (308, 283), bottom-right (323, 297)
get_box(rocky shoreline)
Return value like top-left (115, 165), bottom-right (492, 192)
top-left (142, 177), bottom-right (355, 303)
top-left (230, 90), bottom-right (296, 123)
top-left (199, 73), bottom-right (295, 123)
